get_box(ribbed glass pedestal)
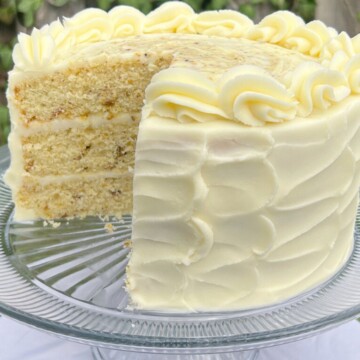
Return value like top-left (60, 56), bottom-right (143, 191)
top-left (91, 348), bottom-right (259, 360)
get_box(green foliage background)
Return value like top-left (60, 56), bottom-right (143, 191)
top-left (0, 0), bottom-right (317, 145)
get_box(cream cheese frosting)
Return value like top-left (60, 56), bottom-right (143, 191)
top-left (128, 97), bottom-right (360, 310)
top-left (8, 1), bottom-right (349, 69)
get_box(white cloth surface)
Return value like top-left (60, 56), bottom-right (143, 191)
top-left (0, 316), bottom-right (359, 360)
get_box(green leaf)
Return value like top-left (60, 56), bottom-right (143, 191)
top-left (0, 0), bottom-right (16, 25)
top-left (17, 0), bottom-right (42, 13)
top-left (0, 105), bottom-right (10, 145)
top-left (97, 0), bottom-right (114, 10)
top-left (182, 0), bottom-right (202, 12)
top-left (22, 9), bottom-right (35, 27)
top-left (10, 36), bottom-right (18, 48)
top-left (0, 107), bottom-right (8, 125)
top-left (48, 0), bottom-right (71, 7)
top-left (1, 125), bottom-right (10, 145)
top-left (117, 0), bottom-right (153, 14)
top-left (206, 0), bottom-right (229, 10)
top-left (250, 0), bottom-right (264, 5)
top-left (295, 2), bottom-right (316, 22)
top-left (16, 0), bottom-right (43, 27)
top-left (269, 0), bottom-right (289, 10)
top-left (0, 45), bottom-right (13, 71)
top-left (16, 0), bottom-right (31, 12)
top-left (239, 4), bottom-right (256, 19)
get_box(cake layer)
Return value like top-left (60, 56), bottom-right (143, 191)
top-left (21, 116), bottom-right (139, 176)
top-left (10, 53), bottom-right (171, 125)
top-left (128, 98), bottom-right (360, 310)
top-left (8, 34), bottom-right (310, 126)
top-left (15, 174), bottom-right (132, 219)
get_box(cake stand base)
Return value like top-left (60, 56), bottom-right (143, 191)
top-left (91, 348), bottom-right (259, 360)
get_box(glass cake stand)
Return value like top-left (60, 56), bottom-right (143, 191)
top-left (1, 145), bottom-right (360, 360)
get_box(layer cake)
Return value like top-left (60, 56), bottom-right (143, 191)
top-left (5, 2), bottom-right (360, 310)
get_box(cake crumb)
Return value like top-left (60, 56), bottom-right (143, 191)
top-left (99, 215), bottom-right (110, 222)
top-left (124, 239), bottom-right (132, 248)
top-left (104, 223), bottom-right (115, 233)
top-left (128, 166), bottom-right (133, 173)
top-left (48, 220), bottom-right (61, 228)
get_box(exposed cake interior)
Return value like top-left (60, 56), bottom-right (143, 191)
top-left (7, 34), bottom-right (308, 219)
top-left (8, 49), bottom-right (174, 219)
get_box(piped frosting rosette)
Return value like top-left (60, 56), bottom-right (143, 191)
top-left (319, 29), bottom-right (360, 95)
top-left (191, 10), bottom-right (253, 37)
top-left (63, 8), bottom-right (113, 44)
top-left (45, 20), bottom-right (75, 52)
top-left (352, 34), bottom-right (360, 53)
top-left (12, 28), bottom-right (56, 71)
top-left (109, 6), bottom-right (145, 37)
top-left (246, 11), bottom-right (304, 44)
top-left (320, 33), bottom-right (360, 95)
top-left (145, 68), bottom-right (228, 123)
top-left (289, 62), bottom-right (350, 116)
top-left (323, 50), bottom-right (351, 73)
top-left (284, 20), bottom-right (337, 57)
top-left (321, 32), bottom-right (355, 61)
top-left (148, 63), bottom-right (353, 126)
top-left (143, 1), bottom-right (196, 34)
top-left (218, 66), bottom-right (297, 126)
top-left (344, 55), bottom-right (360, 93)
top-left (146, 65), bottom-right (298, 127)
top-left (244, 10), bottom-right (338, 58)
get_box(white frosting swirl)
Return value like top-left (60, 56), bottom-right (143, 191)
top-left (191, 10), bottom-right (253, 37)
top-left (218, 65), bottom-right (297, 126)
top-left (352, 34), bottom-right (360, 54)
top-left (284, 20), bottom-right (337, 57)
top-left (322, 50), bottom-right (350, 73)
top-left (12, 28), bottom-right (55, 71)
top-left (246, 11), bottom-right (304, 44)
top-left (44, 19), bottom-right (75, 54)
top-left (146, 68), bottom-right (227, 123)
top-left (109, 5), bottom-right (145, 37)
top-left (289, 62), bottom-right (350, 116)
top-left (143, 1), bottom-right (195, 34)
top-left (321, 32), bottom-right (355, 60)
top-left (63, 8), bottom-right (112, 44)
top-left (186, 217), bottom-right (214, 265)
top-left (345, 55), bottom-right (360, 93)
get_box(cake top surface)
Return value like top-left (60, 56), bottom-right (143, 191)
top-left (12, 1), bottom-right (360, 70)
top-left (69, 34), bottom-right (310, 82)
top-left (9, 1), bottom-right (360, 126)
